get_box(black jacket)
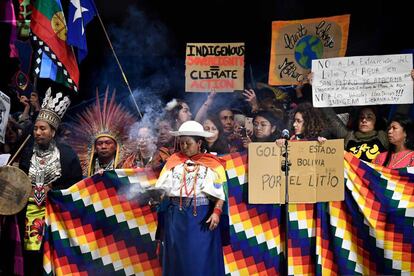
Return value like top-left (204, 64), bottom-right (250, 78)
top-left (19, 140), bottom-right (83, 190)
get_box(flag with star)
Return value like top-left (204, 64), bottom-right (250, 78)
top-left (67, 0), bottom-right (97, 62)
top-left (30, 0), bottom-right (79, 91)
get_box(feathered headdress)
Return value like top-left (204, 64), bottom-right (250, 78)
top-left (69, 87), bottom-right (136, 176)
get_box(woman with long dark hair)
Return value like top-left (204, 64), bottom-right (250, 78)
top-left (165, 98), bottom-right (192, 130)
top-left (373, 116), bottom-right (414, 168)
top-left (276, 102), bottom-right (327, 145)
top-left (202, 115), bottom-right (229, 155)
top-left (290, 102), bottom-right (326, 141)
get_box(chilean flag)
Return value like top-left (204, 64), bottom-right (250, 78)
top-left (67, 0), bottom-right (97, 62)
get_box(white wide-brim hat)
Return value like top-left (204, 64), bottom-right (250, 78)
top-left (170, 120), bottom-right (214, 138)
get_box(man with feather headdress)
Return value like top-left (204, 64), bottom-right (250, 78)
top-left (69, 88), bottom-right (136, 176)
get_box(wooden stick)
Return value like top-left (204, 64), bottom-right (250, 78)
top-left (7, 134), bottom-right (31, 166)
top-left (95, 9), bottom-right (143, 119)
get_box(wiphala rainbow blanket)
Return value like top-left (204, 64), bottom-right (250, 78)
top-left (43, 152), bottom-right (414, 275)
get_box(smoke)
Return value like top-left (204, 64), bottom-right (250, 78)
top-left (98, 6), bottom-right (182, 100)
top-left (127, 87), bottom-right (166, 135)
top-left (93, 6), bottom-right (253, 127)
top-left (117, 180), bottom-right (164, 206)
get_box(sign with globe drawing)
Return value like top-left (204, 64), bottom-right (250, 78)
top-left (268, 14), bottom-right (350, 85)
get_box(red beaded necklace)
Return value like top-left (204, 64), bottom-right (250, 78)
top-left (179, 163), bottom-right (200, 216)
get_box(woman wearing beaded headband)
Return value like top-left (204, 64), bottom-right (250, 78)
top-left (154, 120), bottom-right (227, 275)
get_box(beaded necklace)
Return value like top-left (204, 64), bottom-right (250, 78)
top-left (179, 163), bottom-right (200, 216)
top-left (389, 150), bottom-right (414, 168)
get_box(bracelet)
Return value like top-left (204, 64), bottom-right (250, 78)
top-left (214, 203), bottom-right (223, 209)
top-left (213, 207), bottom-right (222, 216)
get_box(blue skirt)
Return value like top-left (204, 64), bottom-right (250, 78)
top-left (162, 198), bottom-right (225, 276)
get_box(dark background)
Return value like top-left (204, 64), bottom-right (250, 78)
top-left (2, 0), bottom-right (412, 118)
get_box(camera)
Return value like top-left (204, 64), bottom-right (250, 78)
top-left (239, 127), bottom-right (247, 137)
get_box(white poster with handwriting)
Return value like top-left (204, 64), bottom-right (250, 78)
top-left (0, 90), bottom-right (11, 144)
top-left (312, 54), bottom-right (413, 107)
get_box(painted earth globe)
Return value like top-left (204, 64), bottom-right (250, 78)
top-left (294, 35), bottom-right (323, 69)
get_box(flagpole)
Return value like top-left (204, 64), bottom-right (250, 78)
top-left (94, 9), bottom-right (143, 119)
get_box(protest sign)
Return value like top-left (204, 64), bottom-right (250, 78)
top-left (248, 143), bottom-right (285, 204)
top-left (248, 140), bottom-right (344, 204)
top-left (185, 43), bottom-right (245, 92)
top-left (287, 139), bottom-right (344, 202)
top-left (312, 54), bottom-right (414, 107)
top-left (269, 14), bottom-right (350, 85)
top-left (0, 91), bottom-right (11, 144)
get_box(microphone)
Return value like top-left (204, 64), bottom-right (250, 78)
top-left (281, 129), bottom-right (290, 139)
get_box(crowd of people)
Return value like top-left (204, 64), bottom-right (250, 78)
top-left (1, 69), bottom-right (414, 275)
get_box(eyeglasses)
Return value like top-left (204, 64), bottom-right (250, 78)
top-left (359, 115), bottom-right (375, 121)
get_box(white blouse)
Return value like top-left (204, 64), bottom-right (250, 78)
top-left (155, 160), bottom-right (225, 200)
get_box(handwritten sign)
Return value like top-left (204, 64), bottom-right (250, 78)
top-left (248, 143), bottom-right (285, 204)
top-left (185, 43), bottom-right (245, 92)
top-left (288, 139), bottom-right (344, 203)
top-left (269, 15), bottom-right (350, 85)
top-left (312, 54), bottom-right (414, 107)
top-left (0, 90), bottom-right (11, 144)
top-left (248, 139), bottom-right (344, 204)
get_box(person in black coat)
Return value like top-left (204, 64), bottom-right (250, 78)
top-left (17, 89), bottom-right (82, 276)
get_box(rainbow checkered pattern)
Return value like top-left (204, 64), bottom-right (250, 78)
top-left (43, 168), bottom-right (161, 275)
top-left (221, 152), bottom-right (284, 275)
top-left (287, 152), bottom-right (414, 275)
top-left (43, 152), bottom-right (414, 275)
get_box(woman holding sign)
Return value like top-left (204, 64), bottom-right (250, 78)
top-left (308, 72), bottom-right (389, 162)
top-left (154, 120), bottom-right (227, 275)
top-left (277, 102), bottom-right (328, 144)
top-left (311, 70), bottom-right (414, 163)
top-left (323, 106), bottom-right (389, 163)
top-left (373, 116), bottom-right (414, 168)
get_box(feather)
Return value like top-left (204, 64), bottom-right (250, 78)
top-left (67, 88), bottom-right (136, 176)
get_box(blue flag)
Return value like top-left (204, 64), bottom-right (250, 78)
top-left (67, 0), bottom-right (96, 62)
top-left (39, 52), bottom-right (58, 80)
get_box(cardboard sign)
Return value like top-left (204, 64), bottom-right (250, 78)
top-left (185, 43), bottom-right (245, 92)
top-left (312, 54), bottom-right (414, 107)
top-left (268, 14), bottom-right (350, 86)
top-left (0, 91), bottom-right (11, 144)
top-left (248, 143), bottom-right (285, 204)
top-left (248, 139), bottom-right (344, 204)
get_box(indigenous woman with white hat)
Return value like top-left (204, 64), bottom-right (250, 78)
top-left (155, 120), bottom-right (227, 275)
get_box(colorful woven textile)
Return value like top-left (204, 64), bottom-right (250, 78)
top-left (287, 152), bottom-right (414, 275)
top-left (221, 152), bottom-right (284, 275)
top-left (43, 168), bottom-right (161, 275)
top-left (43, 152), bottom-right (414, 275)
